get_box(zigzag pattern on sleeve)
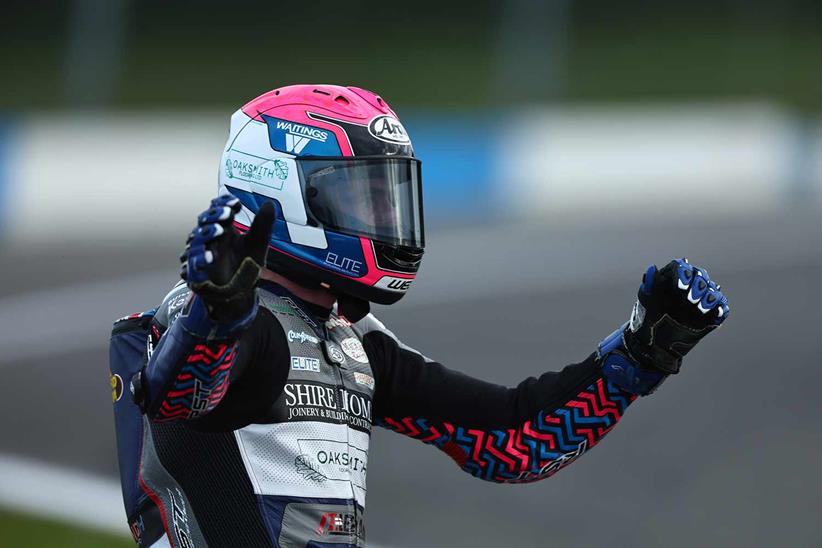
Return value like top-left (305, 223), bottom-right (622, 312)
top-left (378, 377), bottom-right (635, 483)
top-left (155, 342), bottom-right (237, 422)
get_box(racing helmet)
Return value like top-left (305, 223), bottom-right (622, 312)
top-left (218, 84), bottom-right (424, 308)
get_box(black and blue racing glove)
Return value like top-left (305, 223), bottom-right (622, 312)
top-left (180, 194), bottom-right (275, 324)
top-left (598, 258), bottom-right (730, 395)
top-left (130, 196), bottom-right (275, 414)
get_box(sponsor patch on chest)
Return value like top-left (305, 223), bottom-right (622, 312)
top-left (353, 372), bottom-right (375, 390)
top-left (291, 356), bottom-right (321, 373)
top-left (288, 330), bottom-right (320, 345)
top-left (282, 381), bottom-right (372, 431)
top-left (340, 338), bottom-right (368, 363)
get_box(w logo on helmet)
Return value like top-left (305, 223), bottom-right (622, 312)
top-left (285, 133), bottom-right (310, 154)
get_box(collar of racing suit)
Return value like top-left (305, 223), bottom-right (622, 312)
top-left (257, 279), bottom-right (332, 321)
top-left (257, 279), bottom-right (371, 325)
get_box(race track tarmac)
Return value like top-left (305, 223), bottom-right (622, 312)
top-left (1, 212), bottom-right (819, 547)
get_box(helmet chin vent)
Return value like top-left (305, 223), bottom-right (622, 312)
top-left (374, 242), bottom-right (424, 273)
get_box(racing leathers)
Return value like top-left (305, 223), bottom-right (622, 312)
top-left (122, 278), bottom-right (637, 548)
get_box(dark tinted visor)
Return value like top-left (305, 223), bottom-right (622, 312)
top-left (298, 156), bottom-right (424, 248)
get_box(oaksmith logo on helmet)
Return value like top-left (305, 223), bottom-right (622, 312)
top-left (224, 151), bottom-right (289, 190)
top-left (368, 115), bottom-right (410, 144)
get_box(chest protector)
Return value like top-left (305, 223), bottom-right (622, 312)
top-left (235, 291), bottom-right (375, 544)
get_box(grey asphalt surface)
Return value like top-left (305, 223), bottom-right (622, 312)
top-left (1, 212), bottom-right (820, 547)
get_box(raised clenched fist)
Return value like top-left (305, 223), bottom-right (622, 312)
top-left (624, 258), bottom-right (730, 375)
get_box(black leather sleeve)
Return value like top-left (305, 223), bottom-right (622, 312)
top-left (362, 327), bottom-right (636, 484)
top-left (363, 330), bottom-right (601, 430)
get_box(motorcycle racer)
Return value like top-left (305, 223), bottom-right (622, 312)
top-left (109, 84), bottom-right (730, 548)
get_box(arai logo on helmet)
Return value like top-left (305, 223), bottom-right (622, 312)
top-left (368, 115), bottom-right (410, 145)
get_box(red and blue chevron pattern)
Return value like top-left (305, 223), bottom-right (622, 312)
top-left (155, 342), bottom-right (236, 422)
top-left (379, 377), bottom-right (636, 483)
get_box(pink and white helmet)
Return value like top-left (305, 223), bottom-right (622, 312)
top-left (218, 84), bottom-right (424, 307)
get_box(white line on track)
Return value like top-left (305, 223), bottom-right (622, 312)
top-left (0, 452), bottom-right (128, 536)
top-left (0, 270), bottom-right (174, 365)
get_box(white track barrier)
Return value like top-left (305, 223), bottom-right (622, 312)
top-left (5, 113), bottom-right (225, 244)
top-left (3, 104), bottom-right (820, 246)
top-left (497, 103), bottom-right (822, 219)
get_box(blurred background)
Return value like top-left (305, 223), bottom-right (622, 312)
top-left (1, 1), bottom-right (820, 547)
